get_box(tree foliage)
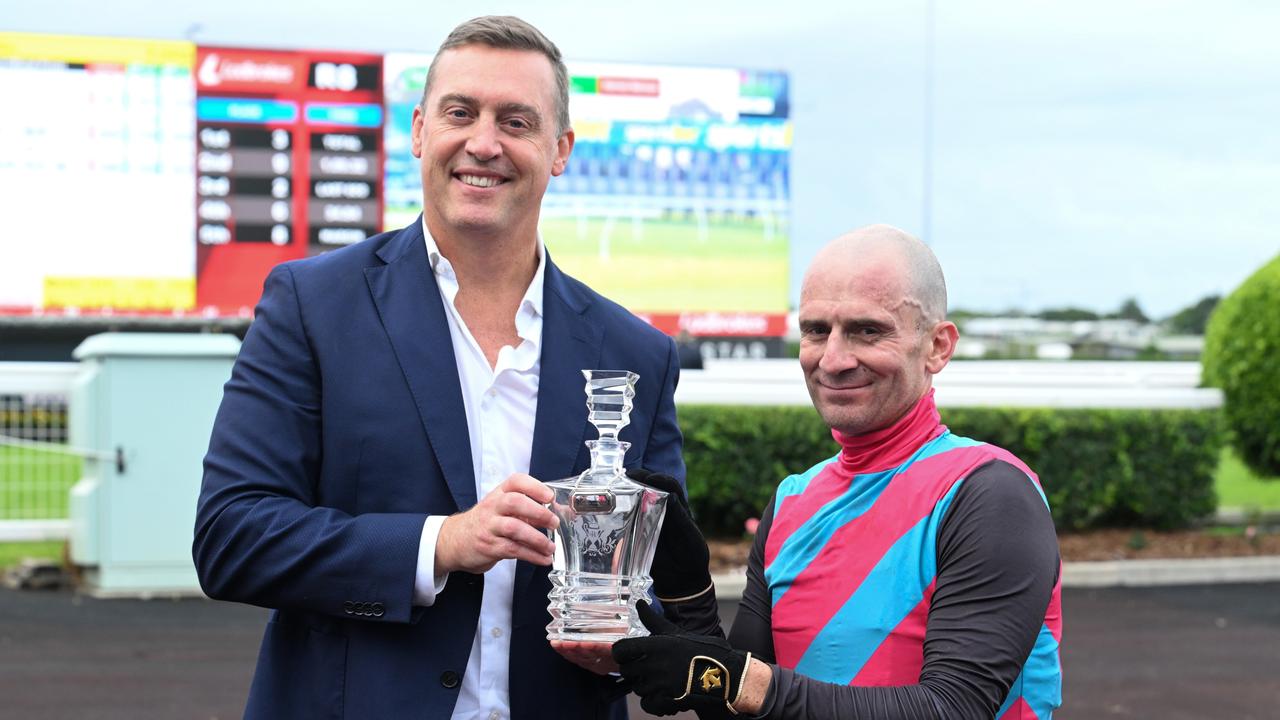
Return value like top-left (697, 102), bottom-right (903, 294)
top-left (1109, 297), bottom-right (1150, 323)
top-left (1203, 254), bottom-right (1280, 476)
top-left (1037, 307), bottom-right (1099, 322)
top-left (1165, 295), bottom-right (1220, 335)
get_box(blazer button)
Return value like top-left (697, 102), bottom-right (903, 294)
top-left (343, 601), bottom-right (354, 614)
top-left (440, 670), bottom-right (460, 689)
top-left (372, 602), bottom-right (385, 617)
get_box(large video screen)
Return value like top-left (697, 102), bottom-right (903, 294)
top-left (385, 57), bottom-right (792, 336)
top-left (3, 34), bottom-right (790, 337)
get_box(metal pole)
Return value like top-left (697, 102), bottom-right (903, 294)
top-left (923, 0), bottom-right (936, 244)
top-left (0, 434), bottom-right (126, 473)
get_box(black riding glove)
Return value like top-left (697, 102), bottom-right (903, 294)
top-left (613, 601), bottom-right (752, 717)
top-left (627, 468), bottom-right (713, 601)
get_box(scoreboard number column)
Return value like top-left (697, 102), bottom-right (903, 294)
top-left (195, 99), bottom-right (299, 246)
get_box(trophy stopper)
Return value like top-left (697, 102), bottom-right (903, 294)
top-left (584, 369), bottom-right (638, 441)
top-left (581, 370), bottom-right (638, 490)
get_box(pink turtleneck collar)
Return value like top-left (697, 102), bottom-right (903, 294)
top-left (832, 388), bottom-right (946, 474)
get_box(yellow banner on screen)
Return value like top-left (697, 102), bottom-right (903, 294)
top-left (44, 277), bottom-right (196, 311)
top-left (0, 32), bottom-right (194, 67)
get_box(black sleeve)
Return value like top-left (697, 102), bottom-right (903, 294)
top-left (661, 490), bottom-right (780, 643)
top-left (661, 586), bottom-right (725, 639)
top-left (728, 493), bottom-right (778, 663)
top-left (758, 460), bottom-right (1060, 719)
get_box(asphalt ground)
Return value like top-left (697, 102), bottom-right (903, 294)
top-left (2, 583), bottom-right (1277, 720)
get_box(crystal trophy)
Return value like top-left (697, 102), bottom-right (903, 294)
top-left (545, 370), bottom-right (669, 642)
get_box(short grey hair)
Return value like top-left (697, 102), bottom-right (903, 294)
top-left (420, 15), bottom-right (571, 136)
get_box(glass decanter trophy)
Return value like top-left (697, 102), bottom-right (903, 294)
top-left (545, 370), bottom-right (669, 642)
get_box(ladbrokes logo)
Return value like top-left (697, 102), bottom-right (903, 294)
top-left (197, 51), bottom-right (305, 91)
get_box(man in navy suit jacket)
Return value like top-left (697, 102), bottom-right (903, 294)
top-left (193, 16), bottom-right (684, 718)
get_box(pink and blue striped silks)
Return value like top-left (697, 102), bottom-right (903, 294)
top-left (764, 429), bottom-right (1063, 719)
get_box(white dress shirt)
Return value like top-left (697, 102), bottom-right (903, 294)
top-left (412, 219), bottom-right (545, 720)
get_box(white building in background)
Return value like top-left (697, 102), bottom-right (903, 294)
top-left (1154, 335), bottom-right (1206, 360)
top-left (957, 317), bottom-right (1178, 360)
top-left (1079, 319), bottom-right (1160, 347)
top-left (963, 317), bottom-right (1074, 338)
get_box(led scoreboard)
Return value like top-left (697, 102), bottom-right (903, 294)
top-left (194, 47), bottom-right (382, 313)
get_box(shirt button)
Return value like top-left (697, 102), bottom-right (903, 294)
top-left (489, 712), bottom-right (500, 720)
top-left (488, 389), bottom-right (497, 397)
top-left (490, 627), bottom-right (502, 638)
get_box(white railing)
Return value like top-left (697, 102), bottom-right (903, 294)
top-left (675, 360), bottom-right (1222, 409)
top-left (0, 362), bottom-right (78, 541)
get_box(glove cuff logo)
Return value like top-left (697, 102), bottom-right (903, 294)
top-left (677, 656), bottom-right (729, 702)
top-left (676, 653), bottom-right (751, 715)
top-left (699, 665), bottom-right (723, 692)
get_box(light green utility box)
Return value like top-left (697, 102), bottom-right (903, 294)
top-left (68, 333), bottom-right (240, 597)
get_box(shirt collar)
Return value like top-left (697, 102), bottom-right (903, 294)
top-left (421, 218), bottom-right (545, 336)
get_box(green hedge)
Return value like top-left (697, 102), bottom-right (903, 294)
top-left (1203, 252), bottom-right (1280, 476)
top-left (677, 405), bottom-right (1223, 536)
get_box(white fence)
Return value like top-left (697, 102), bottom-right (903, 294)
top-left (676, 360), bottom-right (1222, 409)
top-left (0, 362), bottom-right (79, 540)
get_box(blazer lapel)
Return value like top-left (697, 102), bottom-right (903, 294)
top-left (364, 220), bottom-right (477, 511)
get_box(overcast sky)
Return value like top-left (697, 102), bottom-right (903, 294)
top-left (9, 0), bottom-right (1278, 318)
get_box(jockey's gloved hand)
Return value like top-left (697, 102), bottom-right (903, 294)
top-left (612, 601), bottom-right (752, 717)
top-left (627, 468), bottom-right (713, 601)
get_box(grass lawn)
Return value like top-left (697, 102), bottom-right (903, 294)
top-left (0, 539), bottom-right (63, 568)
top-left (1215, 448), bottom-right (1280, 510)
top-left (0, 444), bottom-right (82, 520)
top-left (0, 443), bottom-right (78, 568)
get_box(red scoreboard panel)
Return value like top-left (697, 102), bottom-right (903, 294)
top-left (194, 47), bottom-right (383, 314)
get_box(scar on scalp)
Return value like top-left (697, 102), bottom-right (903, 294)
top-left (888, 293), bottom-right (930, 330)
top-left (895, 295), bottom-right (926, 314)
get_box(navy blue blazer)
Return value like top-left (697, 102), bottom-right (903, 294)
top-left (193, 220), bottom-right (685, 719)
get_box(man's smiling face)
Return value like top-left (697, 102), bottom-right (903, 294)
top-left (411, 44), bottom-right (572, 241)
top-left (798, 251), bottom-right (936, 436)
